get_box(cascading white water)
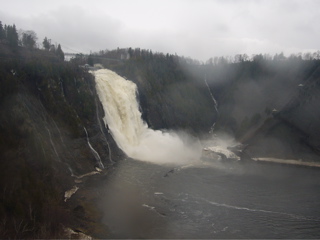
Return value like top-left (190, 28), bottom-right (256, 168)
top-left (204, 75), bottom-right (218, 133)
top-left (94, 69), bottom-right (201, 165)
top-left (204, 75), bottom-right (218, 114)
top-left (84, 127), bottom-right (104, 169)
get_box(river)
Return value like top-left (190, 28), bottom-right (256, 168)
top-left (93, 68), bottom-right (320, 238)
top-left (96, 158), bottom-right (320, 239)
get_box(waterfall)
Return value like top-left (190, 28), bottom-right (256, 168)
top-left (204, 75), bottom-right (218, 114)
top-left (204, 75), bottom-right (218, 133)
top-left (46, 127), bottom-right (60, 160)
top-left (84, 127), bottom-right (105, 169)
top-left (94, 69), bottom-right (201, 165)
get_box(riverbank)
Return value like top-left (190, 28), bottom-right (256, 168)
top-left (251, 157), bottom-right (320, 168)
top-left (64, 166), bottom-right (117, 239)
top-left (202, 146), bottom-right (320, 169)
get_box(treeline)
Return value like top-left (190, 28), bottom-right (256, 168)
top-left (86, 45), bottom-right (320, 71)
top-left (0, 21), bottom-right (64, 60)
top-left (0, 22), bottom-right (18, 47)
top-left (206, 51), bottom-right (320, 65)
top-left (88, 47), bottom-right (204, 66)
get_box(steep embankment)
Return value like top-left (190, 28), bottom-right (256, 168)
top-left (204, 58), bottom-right (320, 162)
top-left (241, 64), bottom-right (320, 161)
top-left (0, 45), bottom-right (122, 238)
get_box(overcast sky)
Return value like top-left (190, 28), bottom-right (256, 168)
top-left (1, 0), bottom-right (319, 61)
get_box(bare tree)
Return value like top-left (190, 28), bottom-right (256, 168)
top-left (21, 30), bottom-right (38, 49)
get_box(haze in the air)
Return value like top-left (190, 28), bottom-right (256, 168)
top-left (1, 0), bottom-right (319, 61)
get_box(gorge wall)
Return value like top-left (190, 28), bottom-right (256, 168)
top-left (107, 52), bottom-right (218, 134)
top-left (0, 44), bottom-right (122, 238)
top-left (202, 58), bottom-right (320, 161)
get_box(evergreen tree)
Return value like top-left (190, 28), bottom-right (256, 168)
top-left (87, 54), bottom-right (94, 66)
top-left (11, 24), bottom-right (18, 47)
top-left (0, 21), bottom-right (5, 42)
top-left (6, 24), bottom-right (18, 47)
top-left (4, 24), bottom-right (7, 40)
top-left (42, 37), bottom-right (50, 51)
top-left (56, 44), bottom-right (65, 61)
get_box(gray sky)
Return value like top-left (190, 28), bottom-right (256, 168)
top-left (1, 0), bottom-right (319, 61)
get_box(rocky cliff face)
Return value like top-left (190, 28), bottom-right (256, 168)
top-left (0, 45), bottom-right (122, 238)
top-left (108, 53), bottom-right (218, 134)
top-left (203, 59), bottom-right (320, 162)
top-left (241, 64), bottom-right (320, 161)
top-left (103, 53), bottom-right (320, 162)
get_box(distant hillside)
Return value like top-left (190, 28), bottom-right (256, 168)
top-left (203, 57), bottom-right (320, 161)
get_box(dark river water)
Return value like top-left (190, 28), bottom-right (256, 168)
top-left (97, 158), bottom-right (320, 239)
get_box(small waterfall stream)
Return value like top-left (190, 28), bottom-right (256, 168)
top-left (52, 119), bottom-right (65, 145)
top-left (204, 75), bottom-right (218, 114)
top-left (204, 75), bottom-right (218, 132)
top-left (46, 126), bottom-right (60, 160)
top-left (84, 127), bottom-right (104, 169)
